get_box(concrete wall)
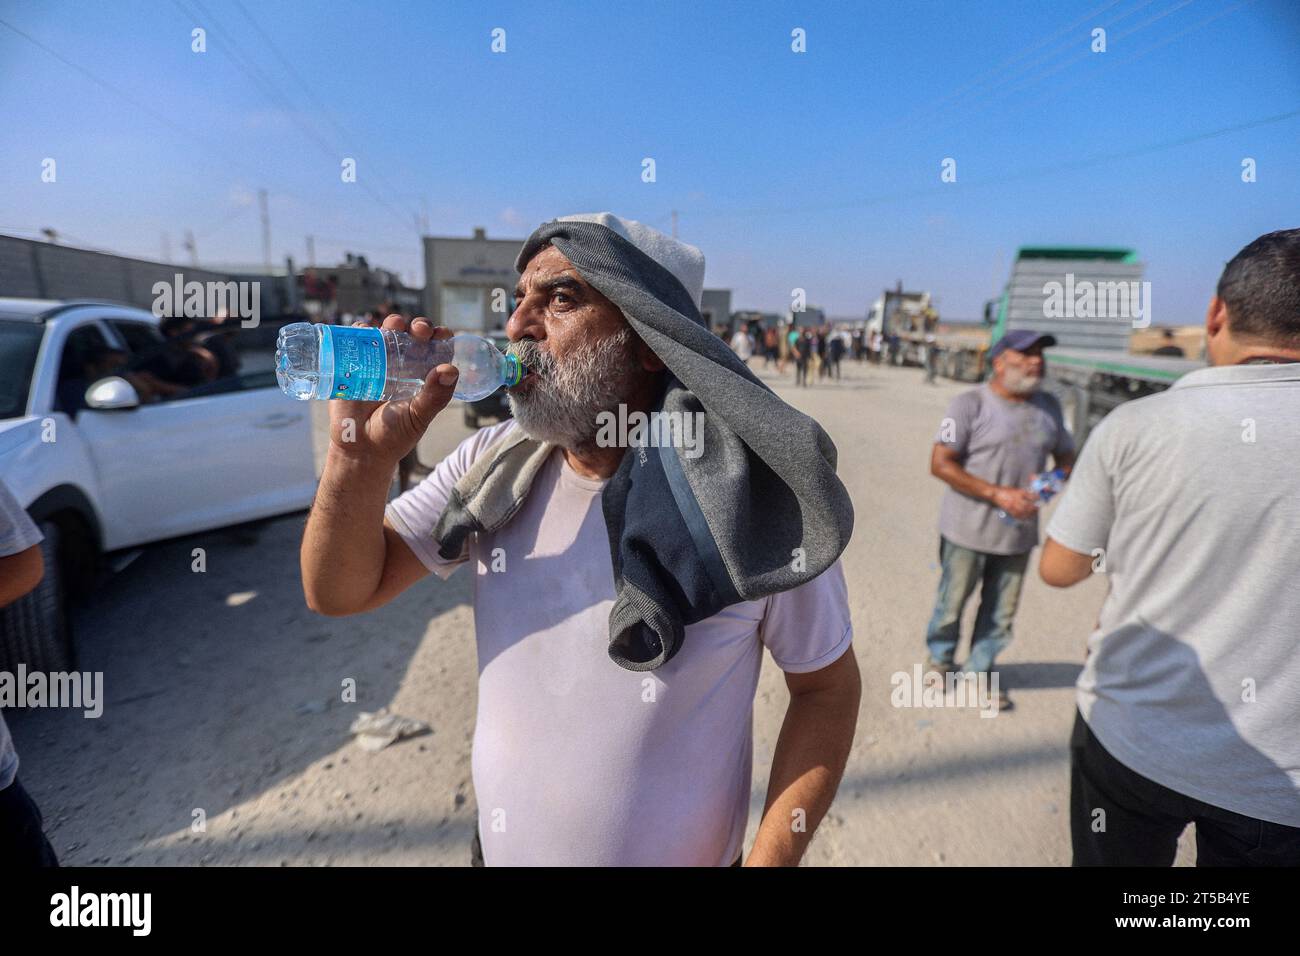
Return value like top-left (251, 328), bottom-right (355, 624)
top-left (0, 235), bottom-right (293, 318)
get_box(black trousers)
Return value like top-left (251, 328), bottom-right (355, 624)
top-left (0, 775), bottom-right (60, 867)
top-left (1070, 709), bottom-right (1300, 866)
top-left (470, 828), bottom-right (742, 867)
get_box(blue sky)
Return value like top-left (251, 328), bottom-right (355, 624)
top-left (2, 0), bottom-right (1297, 322)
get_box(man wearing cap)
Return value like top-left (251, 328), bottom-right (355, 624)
top-left (924, 330), bottom-right (1076, 709)
top-left (300, 214), bottom-right (859, 866)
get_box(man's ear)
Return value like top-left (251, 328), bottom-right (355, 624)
top-left (1205, 295), bottom-right (1229, 339)
top-left (636, 338), bottom-right (665, 372)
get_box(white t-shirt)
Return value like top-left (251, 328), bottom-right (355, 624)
top-left (386, 420), bottom-right (853, 865)
top-left (0, 478), bottom-right (43, 791)
top-left (1048, 362), bottom-right (1300, 827)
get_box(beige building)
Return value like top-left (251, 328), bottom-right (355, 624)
top-left (422, 227), bottom-right (734, 335)
top-left (422, 227), bottom-right (522, 333)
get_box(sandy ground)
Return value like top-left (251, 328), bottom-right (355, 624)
top-left (8, 358), bottom-right (1194, 865)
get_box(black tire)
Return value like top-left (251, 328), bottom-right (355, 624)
top-left (0, 521), bottom-right (75, 673)
top-left (463, 407), bottom-right (479, 429)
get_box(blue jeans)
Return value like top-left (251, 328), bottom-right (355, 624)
top-left (925, 537), bottom-right (1030, 674)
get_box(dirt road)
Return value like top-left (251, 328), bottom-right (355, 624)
top-left (8, 358), bottom-right (1193, 865)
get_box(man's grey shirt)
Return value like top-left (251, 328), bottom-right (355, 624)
top-left (1048, 362), bottom-right (1300, 826)
top-left (936, 383), bottom-right (1074, 555)
top-left (0, 479), bottom-right (43, 791)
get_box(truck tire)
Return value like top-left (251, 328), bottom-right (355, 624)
top-left (0, 521), bottom-right (75, 673)
top-left (463, 407), bottom-right (479, 429)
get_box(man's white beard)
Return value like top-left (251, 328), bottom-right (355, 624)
top-left (1003, 367), bottom-right (1042, 395)
top-left (507, 326), bottom-right (638, 449)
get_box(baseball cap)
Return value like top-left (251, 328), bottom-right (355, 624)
top-left (990, 329), bottom-right (1057, 360)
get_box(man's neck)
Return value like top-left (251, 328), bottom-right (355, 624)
top-left (1225, 346), bottom-right (1300, 366)
top-left (563, 443), bottom-right (625, 480)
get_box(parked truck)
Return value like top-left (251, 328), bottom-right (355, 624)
top-left (933, 246), bottom-right (1201, 443)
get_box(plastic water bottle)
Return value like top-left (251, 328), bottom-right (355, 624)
top-left (996, 468), bottom-right (1067, 525)
top-left (275, 322), bottom-right (526, 403)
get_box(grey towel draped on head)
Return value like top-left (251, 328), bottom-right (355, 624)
top-left (432, 214), bottom-right (854, 670)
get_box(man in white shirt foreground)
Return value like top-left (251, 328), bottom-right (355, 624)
top-left (1041, 229), bottom-right (1300, 865)
top-left (300, 214), bottom-right (860, 866)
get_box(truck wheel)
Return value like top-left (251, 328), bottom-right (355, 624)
top-left (0, 521), bottom-right (75, 673)
top-left (463, 407), bottom-right (479, 429)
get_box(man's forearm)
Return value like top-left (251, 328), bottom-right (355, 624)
top-left (747, 687), bottom-right (858, 866)
top-left (935, 461), bottom-right (997, 503)
top-left (301, 447), bottom-right (395, 615)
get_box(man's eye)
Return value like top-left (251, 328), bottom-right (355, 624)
top-left (553, 292), bottom-right (572, 304)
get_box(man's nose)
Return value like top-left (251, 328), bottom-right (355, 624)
top-left (506, 297), bottom-right (545, 342)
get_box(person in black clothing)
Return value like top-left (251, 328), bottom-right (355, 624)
top-left (829, 331), bottom-right (846, 380)
top-left (794, 330), bottom-right (813, 387)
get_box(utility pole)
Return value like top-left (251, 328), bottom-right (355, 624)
top-left (258, 188), bottom-right (271, 271)
top-left (161, 232), bottom-right (172, 263)
top-left (671, 209), bottom-right (678, 239)
top-left (306, 235), bottom-right (316, 268)
top-left (183, 230), bottom-right (198, 266)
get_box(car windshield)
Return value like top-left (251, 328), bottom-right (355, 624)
top-left (0, 323), bottom-right (44, 419)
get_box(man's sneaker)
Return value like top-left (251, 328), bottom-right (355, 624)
top-left (994, 689), bottom-right (1014, 712)
top-left (924, 658), bottom-right (957, 677)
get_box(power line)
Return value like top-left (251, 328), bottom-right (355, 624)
top-left (919, 0), bottom-right (1194, 137)
top-left (0, 12), bottom-right (331, 219)
top-left (887, 0), bottom-right (1137, 135)
top-left (226, 0), bottom-right (416, 221)
top-left (679, 109), bottom-right (1300, 222)
top-left (986, 0), bottom-right (1259, 126)
top-left (174, 0), bottom-right (418, 234)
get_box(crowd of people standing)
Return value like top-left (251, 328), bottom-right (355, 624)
top-left (724, 320), bottom-right (860, 387)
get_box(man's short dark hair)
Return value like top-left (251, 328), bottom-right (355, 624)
top-left (1216, 229), bottom-right (1300, 347)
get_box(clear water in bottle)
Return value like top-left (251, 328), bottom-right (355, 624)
top-left (275, 322), bottom-right (525, 403)
top-left (996, 468), bottom-right (1068, 525)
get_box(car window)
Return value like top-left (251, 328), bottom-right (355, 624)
top-left (108, 319), bottom-right (164, 355)
top-left (0, 323), bottom-right (44, 420)
top-left (55, 324), bottom-right (121, 416)
top-left (109, 319), bottom-right (276, 404)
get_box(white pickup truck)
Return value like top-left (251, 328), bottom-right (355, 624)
top-left (0, 298), bottom-right (319, 671)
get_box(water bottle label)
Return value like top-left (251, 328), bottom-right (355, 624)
top-left (322, 325), bottom-right (387, 400)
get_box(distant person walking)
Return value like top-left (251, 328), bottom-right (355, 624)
top-left (763, 326), bottom-right (779, 368)
top-left (925, 330), bottom-right (1077, 710)
top-left (923, 332), bottom-right (939, 384)
top-left (816, 328), bottom-right (830, 379)
top-left (829, 329), bottom-right (846, 380)
top-left (730, 325), bottom-right (754, 364)
top-left (794, 330), bottom-right (813, 387)
top-left (1040, 229), bottom-right (1300, 865)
